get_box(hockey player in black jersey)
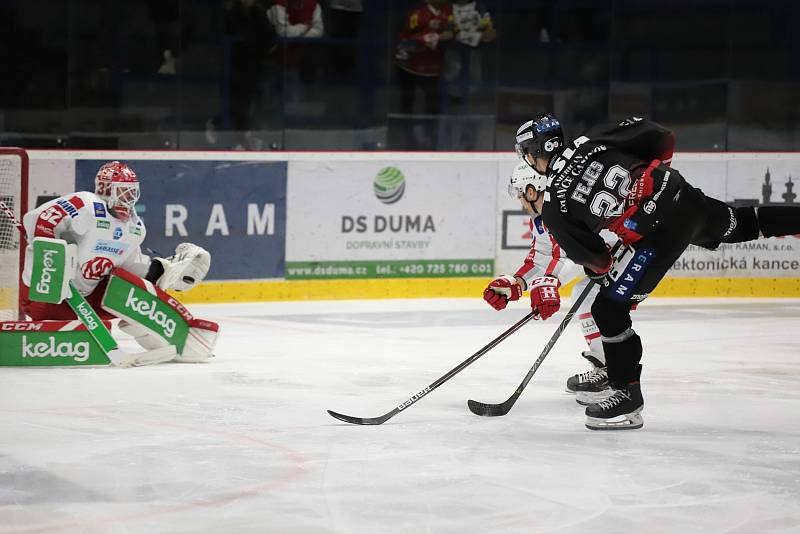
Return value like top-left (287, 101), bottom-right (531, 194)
top-left (513, 114), bottom-right (800, 430)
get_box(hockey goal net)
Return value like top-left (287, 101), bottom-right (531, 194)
top-left (0, 148), bottom-right (28, 320)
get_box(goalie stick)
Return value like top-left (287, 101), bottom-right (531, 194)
top-left (0, 199), bottom-right (174, 367)
top-left (327, 311), bottom-right (535, 425)
top-left (467, 280), bottom-right (598, 417)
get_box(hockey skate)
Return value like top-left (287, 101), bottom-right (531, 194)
top-left (566, 352), bottom-right (614, 405)
top-left (585, 383), bottom-right (644, 431)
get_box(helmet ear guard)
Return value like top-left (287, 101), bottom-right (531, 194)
top-left (516, 113), bottom-right (564, 161)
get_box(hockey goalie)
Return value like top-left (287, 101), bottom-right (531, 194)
top-left (16, 161), bottom-right (218, 365)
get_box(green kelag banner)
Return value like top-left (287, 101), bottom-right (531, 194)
top-left (0, 321), bottom-right (111, 366)
top-left (29, 238), bottom-right (74, 304)
top-left (102, 269), bottom-right (191, 352)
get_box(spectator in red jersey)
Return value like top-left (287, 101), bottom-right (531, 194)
top-left (392, 0), bottom-right (454, 150)
top-left (268, 0), bottom-right (324, 103)
top-left (268, 0), bottom-right (324, 38)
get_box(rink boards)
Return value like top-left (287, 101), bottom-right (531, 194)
top-left (24, 150), bottom-right (800, 301)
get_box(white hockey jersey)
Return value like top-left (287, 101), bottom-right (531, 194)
top-left (513, 214), bottom-right (579, 289)
top-left (514, 214), bottom-right (617, 290)
top-left (22, 191), bottom-right (151, 296)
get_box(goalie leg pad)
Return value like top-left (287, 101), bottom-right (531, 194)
top-left (118, 319), bottom-right (170, 350)
top-left (114, 345), bottom-right (177, 367)
top-left (174, 319), bottom-right (219, 363)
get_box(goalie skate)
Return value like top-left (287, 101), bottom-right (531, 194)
top-left (584, 383), bottom-right (644, 431)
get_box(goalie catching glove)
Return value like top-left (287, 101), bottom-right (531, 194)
top-left (152, 243), bottom-right (211, 291)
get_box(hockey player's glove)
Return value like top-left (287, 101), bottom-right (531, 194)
top-left (584, 265), bottom-right (610, 282)
top-left (483, 275), bottom-right (522, 311)
top-left (583, 240), bottom-right (626, 283)
top-left (530, 276), bottom-right (560, 320)
top-left (154, 243), bottom-right (211, 291)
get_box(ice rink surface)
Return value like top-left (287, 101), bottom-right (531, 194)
top-left (2, 297), bottom-right (800, 534)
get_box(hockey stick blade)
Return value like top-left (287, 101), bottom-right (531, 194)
top-left (467, 281), bottom-right (598, 417)
top-left (326, 410), bottom-right (394, 426)
top-left (467, 398), bottom-right (512, 417)
top-left (327, 312), bottom-right (535, 425)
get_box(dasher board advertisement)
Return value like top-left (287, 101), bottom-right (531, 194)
top-left (75, 159), bottom-right (287, 280)
top-left (286, 160), bottom-right (496, 279)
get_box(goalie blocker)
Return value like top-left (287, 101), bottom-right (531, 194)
top-left (102, 268), bottom-right (219, 362)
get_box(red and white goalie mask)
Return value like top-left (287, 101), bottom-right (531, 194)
top-left (94, 161), bottom-right (140, 222)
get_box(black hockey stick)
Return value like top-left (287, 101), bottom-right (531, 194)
top-left (467, 280), bottom-right (598, 417)
top-left (327, 311), bottom-right (536, 425)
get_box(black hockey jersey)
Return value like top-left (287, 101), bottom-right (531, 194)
top-left (541, 117), bottom-right (677, 272)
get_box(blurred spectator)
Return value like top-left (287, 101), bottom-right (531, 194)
top-left (393, 0), bottom-right (454, 150)
top-left (158, 49), bottom-right (177, 75)
top-left (534, 1), bottom-right (556, 43)
top-left (268, 0), bottom-right (324, 103)
top-left (444, 0), bottom-right (494, 101)
top-left (267, 0), bottom-right (324, 38)
top-left (148, 0), bottom-right (181, 73)
top-left (225, 0), bottom-right (277, 149)
top-left (442, 0), bottom-right (495, 149)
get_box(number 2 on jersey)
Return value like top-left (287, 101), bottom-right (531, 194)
top-left (589, 165), bottom-right (632, 218)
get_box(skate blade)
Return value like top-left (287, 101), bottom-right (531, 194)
top-left (585, 412), bottom-right (643, 431)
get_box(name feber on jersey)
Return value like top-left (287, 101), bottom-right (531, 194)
top-left (124, 288), bottom-right (177, 338)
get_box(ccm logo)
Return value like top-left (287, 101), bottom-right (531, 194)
top-left (1, 323), bottom-right (45, 331)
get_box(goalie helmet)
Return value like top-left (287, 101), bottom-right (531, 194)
top-left (95, 161), bottom-right (140, 222)
top-left (508, 160), bottom-right (547, 199)
top-left (515, 113), bottom-right (564, 162)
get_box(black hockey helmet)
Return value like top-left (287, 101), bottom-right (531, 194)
top-left (515, 114), bottom-right (564, 161)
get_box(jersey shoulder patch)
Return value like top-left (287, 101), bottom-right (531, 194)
top-left (54, 195), bottom-right (84, 218)
top-left (93, 201), bottom-right (107, 218)
top-left (130, 220), bottom-right (146, 238)
top-left (532, 216), bottom-right (546, 235)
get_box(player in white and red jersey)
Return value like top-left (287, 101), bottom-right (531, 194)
top-left (483, 161), bottom-right (612, 403)
top-left (20, 162), bottom-right (212, 355)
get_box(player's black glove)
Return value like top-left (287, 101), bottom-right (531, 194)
top-left (584, 266), bottom-right (608, 282)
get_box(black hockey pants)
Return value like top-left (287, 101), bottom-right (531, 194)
top-left (592, 172), bottom-right (793, 387)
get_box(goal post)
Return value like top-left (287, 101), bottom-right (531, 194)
top-left (0, 148), bottom-right (29, 320)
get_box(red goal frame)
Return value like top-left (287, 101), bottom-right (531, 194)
top-left (0, 147), bottom-right (29, 319)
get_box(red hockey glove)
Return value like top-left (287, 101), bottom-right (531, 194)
top-left (530, 276), bottom-right (561, 320)
top-left (483, 275), bottom-right (522, 311)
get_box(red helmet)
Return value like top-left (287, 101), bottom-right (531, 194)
top-left (94, 161), bottom-right (140, 222)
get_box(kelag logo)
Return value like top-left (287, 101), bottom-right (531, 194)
top-left (373, 167), bottom-right (406, 204)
